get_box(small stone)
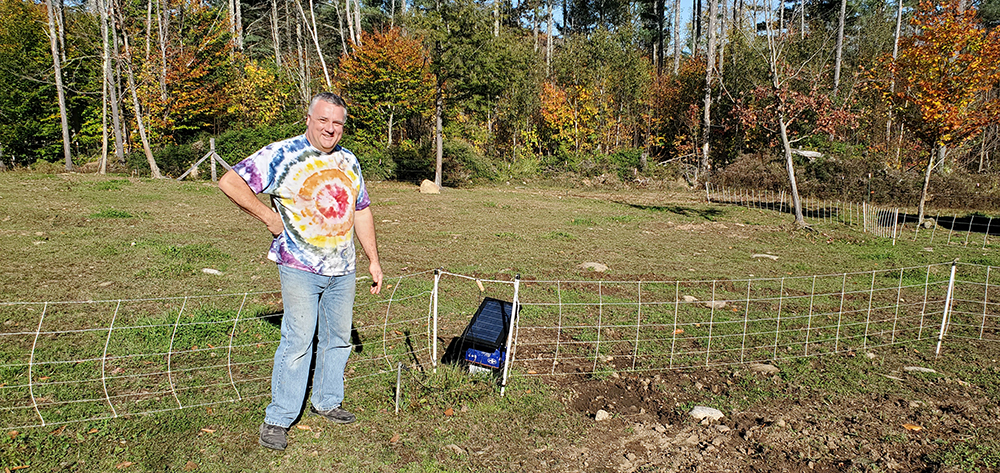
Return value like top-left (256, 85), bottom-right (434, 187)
top-left (682, 295), bottom-right (699, 303)
top-left (703, 300), bottom-right (727, 310)
top-left (904, 366), bottom-right (937, 374)
top-left (866, 352), bottom-right (877, 359)
top-left (595, 410), bottom-right (612, 421)
top-left (579, 262), bottom-right (609, 272)
top-left (749, 363), bottom-right (780, 375)
top-left (715, 425), bottom-right (731, 433)
top-left (751, 253), bottom-right (779, 260)
top-left (201, 268), bottom-right (222, 275)
top-left (689, 406), bottom-right (724, 422)
top-left (444, 444), bottom-right (466, 455)
top-left (776, 419), bottom-right (786, 428)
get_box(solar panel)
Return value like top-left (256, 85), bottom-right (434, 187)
top-left (459, 297), bottom-right (513, 351)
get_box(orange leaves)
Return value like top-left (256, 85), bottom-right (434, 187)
top-left (871, 0), bottom-right (1000, 148)
top-left (337, 27), bottom-right (433, 146)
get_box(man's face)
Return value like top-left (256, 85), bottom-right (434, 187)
top-left (305, 101), bottom-right (347, 154)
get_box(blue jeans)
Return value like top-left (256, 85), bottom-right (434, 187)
top-left (264, 265), bottom-right (356, 428)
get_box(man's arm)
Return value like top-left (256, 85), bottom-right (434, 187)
top-left (354, 207), bottom-right (383, 294)
top-left (218, 169), bottom-right (283, 236)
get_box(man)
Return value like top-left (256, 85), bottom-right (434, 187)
top-left (219, 92), bottom-right (383, 451)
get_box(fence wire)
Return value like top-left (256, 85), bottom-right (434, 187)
top-left (2, 263), bottom-right (998, 430)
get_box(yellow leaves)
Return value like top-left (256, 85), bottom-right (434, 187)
top-left (902, 423), bottom-right (923, 431)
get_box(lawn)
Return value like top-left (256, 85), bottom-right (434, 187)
top-left (2, 171), bottom-right (999, 472)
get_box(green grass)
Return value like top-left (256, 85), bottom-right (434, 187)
top-left (1, 174), bottom-right (999, 471)
top-left (89, 208), bottom-right (136, 219)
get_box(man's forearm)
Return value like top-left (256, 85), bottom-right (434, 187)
top-left (219, 169), bottom-right (283, 236)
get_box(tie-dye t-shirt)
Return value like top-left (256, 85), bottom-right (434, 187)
top-left (232, 134), bottom-right (371, 276)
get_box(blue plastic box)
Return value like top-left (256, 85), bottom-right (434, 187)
top-left (464, 346), bottom-right (506, 369)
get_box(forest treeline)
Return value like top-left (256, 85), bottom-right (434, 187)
top-left (1, 0), bottom-right (999, 214)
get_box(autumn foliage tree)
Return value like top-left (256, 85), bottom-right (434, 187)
top-left (871, 0), bottom-right (1000, 222)
top-left (337, 28), bottom-right (434, 149)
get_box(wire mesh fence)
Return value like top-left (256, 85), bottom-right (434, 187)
top-left (705, 184), bottom-right (999, 248)
top-left (2, 263), bottom-right (998, 430)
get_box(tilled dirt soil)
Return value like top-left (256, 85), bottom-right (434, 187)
top-left (522, 351), bottom-right (1000, 473)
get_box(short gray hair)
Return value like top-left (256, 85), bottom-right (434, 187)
top-left (307, 92), bottom-right (348, 116)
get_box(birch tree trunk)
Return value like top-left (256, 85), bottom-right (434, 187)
top-left (832, 0), bottom-right (846, 96)
top-left (333, 0), bottom-right (349, 56)
top-left (294, 0), bottom-right (331, 87)
top-left (56, 0), bottom-right (66, 63)
top-left (121, 23), bottom-right (163, 178)
top-left (45, 0), bottom-right (73, 171)
top-left (345, 0), bottom-right (356, 45)
top-left (547, 0), bottom-right (553, 76)
top-left (700, 0), bottom-right (717, 181)
top-left (434, 74), bottom-right (444, 187)
top-left (235, 0), bottom-right (243, 50)
top-left (271, 0), bottom-right (282, 67)
top-left (109, 2), bottom-right (125, 163)
top-left (673, 0), bottom-right (681, 74)
top-left (353, 0), bottom-right (362, 47)
top-left (157, 0), bottom-right (168, 100)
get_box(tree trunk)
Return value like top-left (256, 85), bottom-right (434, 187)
top-left (56, 0), bottom-right (66, 63)
top-left (547, 0), bottom-right (553, 76)
top-left (294, 0), bottom-right (331, 87)
top-left (700, 0), bottom-right (717, 181)
top-left (333, 0), bottom-right (349, 56)
top-left (386, 110), bottom-right (394, 148)
top-left (157, 0), bottom-right (168, 101)
top-left (271, 0), bottom-right (282, 67)
top-left (45, 0), bottom-right (73, 172)
top-left (779, 112), bottom-right (807, 227)
top-left (693, 0), bottom-right (701, 56)
top-left (109, 1), bottom-right (125, 163)
top-left (235, 0), bottom-right (244, 50)
top-left (655, 0), bottom-right (664, 75)
top-left (353, 0), bottom-right (362, 47)
top-left (832, 0), bottom-right (846, 96)
top-left (100, 0), bottom-right (110, 174)
top-left (121, 22), bottom-right (163, 178)
top-left (344, 0), bottom-right (356, 45)
top-left (917, 148), bottom-right (934, 224)
top-left (673, 0), bottom-right (681, 74)
top-left (434, 78), bottom-right (444, 187)
top-left (145, 0), bottom-right (152, 60)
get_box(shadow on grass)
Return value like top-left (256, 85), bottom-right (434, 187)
top-left (618, 202), bottom-right (726, 220)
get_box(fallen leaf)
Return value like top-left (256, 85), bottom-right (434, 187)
top-left (184, 460), bottom-right (198, 471)
top-left (8, 431), bottom-right (17, 439)
top-left (389, 433), bottom-right (400, 444)
top-left (88, 429), bottom-right (98, 434)
top-left (200, 428), bottom-right (215, 433)
top-left (673, 329), bottom-right (684, 335)
top-left (903, 423), bottom-right (923, 431)
top-left (10, 466), bottom-right (30, 471)
top-left (116, 461), bottom-right (134, 469)
top-left (50, 425), bottom-right (65, 435)
top-left (476, 280), bottom-right (485, 292)
top-left (527, 370), bottom-right (537, 374)
top-left (444, 408), bottom-right (454, 416)
top-left (296, 425), bottom-right (312, 431)
top-left (39, 376), bottom-right (50, 381)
